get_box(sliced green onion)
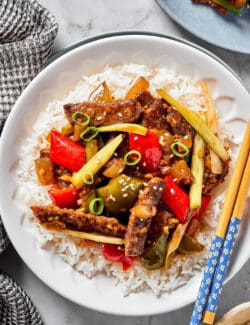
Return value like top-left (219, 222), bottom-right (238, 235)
top-left (124, 150), bottom-right (141, 166)
top-left (80, 126), bottom-right (99, 142)
top-left (72, 112), bottom-right (91, 126)
top-left (81, 170), bottom-right (94, 184)
top-left (170, 141), bottom-right (189, 157)
top-left (212, 0), bottom-right (242, 16)
top-left (89, 198), bottom-right (104, 215)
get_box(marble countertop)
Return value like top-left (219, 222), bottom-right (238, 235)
top-left (0, 1), bottom-right (249, 324)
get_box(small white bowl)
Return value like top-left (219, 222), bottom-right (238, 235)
top-left (0, 32), bottom-right (249, 316)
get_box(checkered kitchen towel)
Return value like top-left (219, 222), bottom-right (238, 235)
top-left (0, 0), bottom-right (57, 323)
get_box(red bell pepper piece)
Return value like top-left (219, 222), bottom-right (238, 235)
top-left (122, 256), bottom-right (134, 271)
top-left (129, 130), bottom-right (162, 173)
top-left (48, 185), bottom-right (79, 209)
top-left (162, 175), bottom-right (190, 222)
top-left (102, 244), bottom-right (134, 271)
top-left (193, 195), bottom-right (211, 220)
top-left (50, 130), bottom-right (85, 172)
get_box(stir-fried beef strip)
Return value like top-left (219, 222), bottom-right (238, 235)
top-left (31, 205), bottom-right (126, 238)
top-left (64, 98), bottom-right (142, 126)
top-left (148, 208), bottom-right (175, 239)
top-left (137, 91), bottom-right (170, 129)
top-left (124, 177), bottom-right (165, 256)
top-left (166, 106), bottom-right (195, 138)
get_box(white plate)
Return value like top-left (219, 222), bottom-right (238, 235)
top-left (0, 32), bottom-right (249, 316)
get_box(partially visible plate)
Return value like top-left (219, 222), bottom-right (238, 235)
top-left (156, 0), bottom-right (250, 54)
top-left (0, 32), bottom-right (249, 316)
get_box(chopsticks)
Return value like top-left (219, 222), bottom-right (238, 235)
top-left (190, 120), bottom-right (250, 325)
top-left (203, 151), bottom-right (250, 324)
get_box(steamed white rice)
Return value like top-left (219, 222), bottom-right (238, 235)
top-left (16, 63), bottom-right (231, 297)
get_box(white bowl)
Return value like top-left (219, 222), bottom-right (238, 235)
top-left (0, 32), bottom-right (249, 316)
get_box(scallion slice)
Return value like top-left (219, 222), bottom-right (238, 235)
top-left (89, 198), bottom-right (104, 215)
top-left (72, 112), bottom-right (91, 126)
top-left (124, 150), bottom-right (141, 166)
top-left (170, 141), bottom-right (189, 158)
top-left (80, 126), bottom-right (99, 142)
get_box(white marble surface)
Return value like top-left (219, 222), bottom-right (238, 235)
top-left (1, 0), bottom-right (249, 324)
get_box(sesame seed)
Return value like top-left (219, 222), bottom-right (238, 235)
top-left (142, 162), bottom-right (147, 167)
top-left (96, 116), bottom-right (102, 121)
top-left (153, 186), bottom-right (157, 190)
top-left (170, 188), bottom-right (175, 194)
top-left (118, 112), bottom-right (123, 118)
top-left (134, 136), bottom-right (138, 140)
top-left (123, 193), bottom-right (128, 197)
top-left (184, 135), bottom-right (189, 139)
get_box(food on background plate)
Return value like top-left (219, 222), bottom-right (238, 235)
top-left (192, 0), bottom-right (247, 16)
top-left (16, 64), bottom-right (231, 296)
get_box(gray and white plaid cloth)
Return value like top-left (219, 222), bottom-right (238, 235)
top-left (0, 0), bottom-right (58, 323)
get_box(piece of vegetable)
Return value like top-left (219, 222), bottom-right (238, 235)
top-left (89, 81), bottom-right (113, 103)
top-left (50, 130), bottom-right (85, 172)
top-left (48, 186), bottom-right (79, 209)
top-left (81, 170), bottom-right (94, 185)
top-left (157, 89), bottom-right (229, 162)
top-left (125, 76), bottom-right (149, 99)
top-left (178, 234), bottom-right (204, 254)
top-left (71, 134), bottom-right (123, 189)
top-left (102, 244), bottom-right (133, 271)
top-left (200, 82), bottom-right (223, 174)
top-left (212, 0), bottom-right (242, 15)
top-left (170, 141), bottom-right (189, 158)
top-left (124, 150), bottom-right (141, 166)
top-left (35, 158), bottom-right (55, 185)
top-left (85, 139), bottom-right (98, 162)
top-left (60, 229), bottom-right (125, 245)
top-left (98, 123), bottom-right (147, 136)
top-left (141, 234), bottom-right (168, 270)
top-left (72, 112), bottom-right (91, 126)
top-left (61, 123), bottom-right (74, 136)
top-left (129, 131), bottom-right (162, 173)
top-left (103, 158), bottom-right (125, 178)
top-left (165, 217), bottom-right (191, 268)
top-left (97, 174), bottom-right (144, 215)
top-left (80, 126), bottom-right (99, 142)
top-left (89, 198), bottom-right (104, 215)
top-left (162, 176), bottom-right (190, 223)
top-left (73, 124), bottom-right (85, 142)
top-left (189, 130), bottom-right (206, 210)
top-left (193, 195), bottom-right (211, 220)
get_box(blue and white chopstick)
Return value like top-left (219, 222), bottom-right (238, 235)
top-left (190, 121), bottom-right (250, 325)
top-left (203, 153), bottom-right (250, 324)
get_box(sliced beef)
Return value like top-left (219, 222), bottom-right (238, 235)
top-left (124, 177), bottom-right (165, 256)
top-left (148, 209), bottom-right (175, 239)
top-left (31, 205), bottom-right (126, 238)
top-left (64, 98), bottom-right (142, 126)
top-left (136, 90), bottom-right (154, 107)
top-left (141, 98), bottom-right (169, 129)
top-left (166, 106), bottom-right (195, 138)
